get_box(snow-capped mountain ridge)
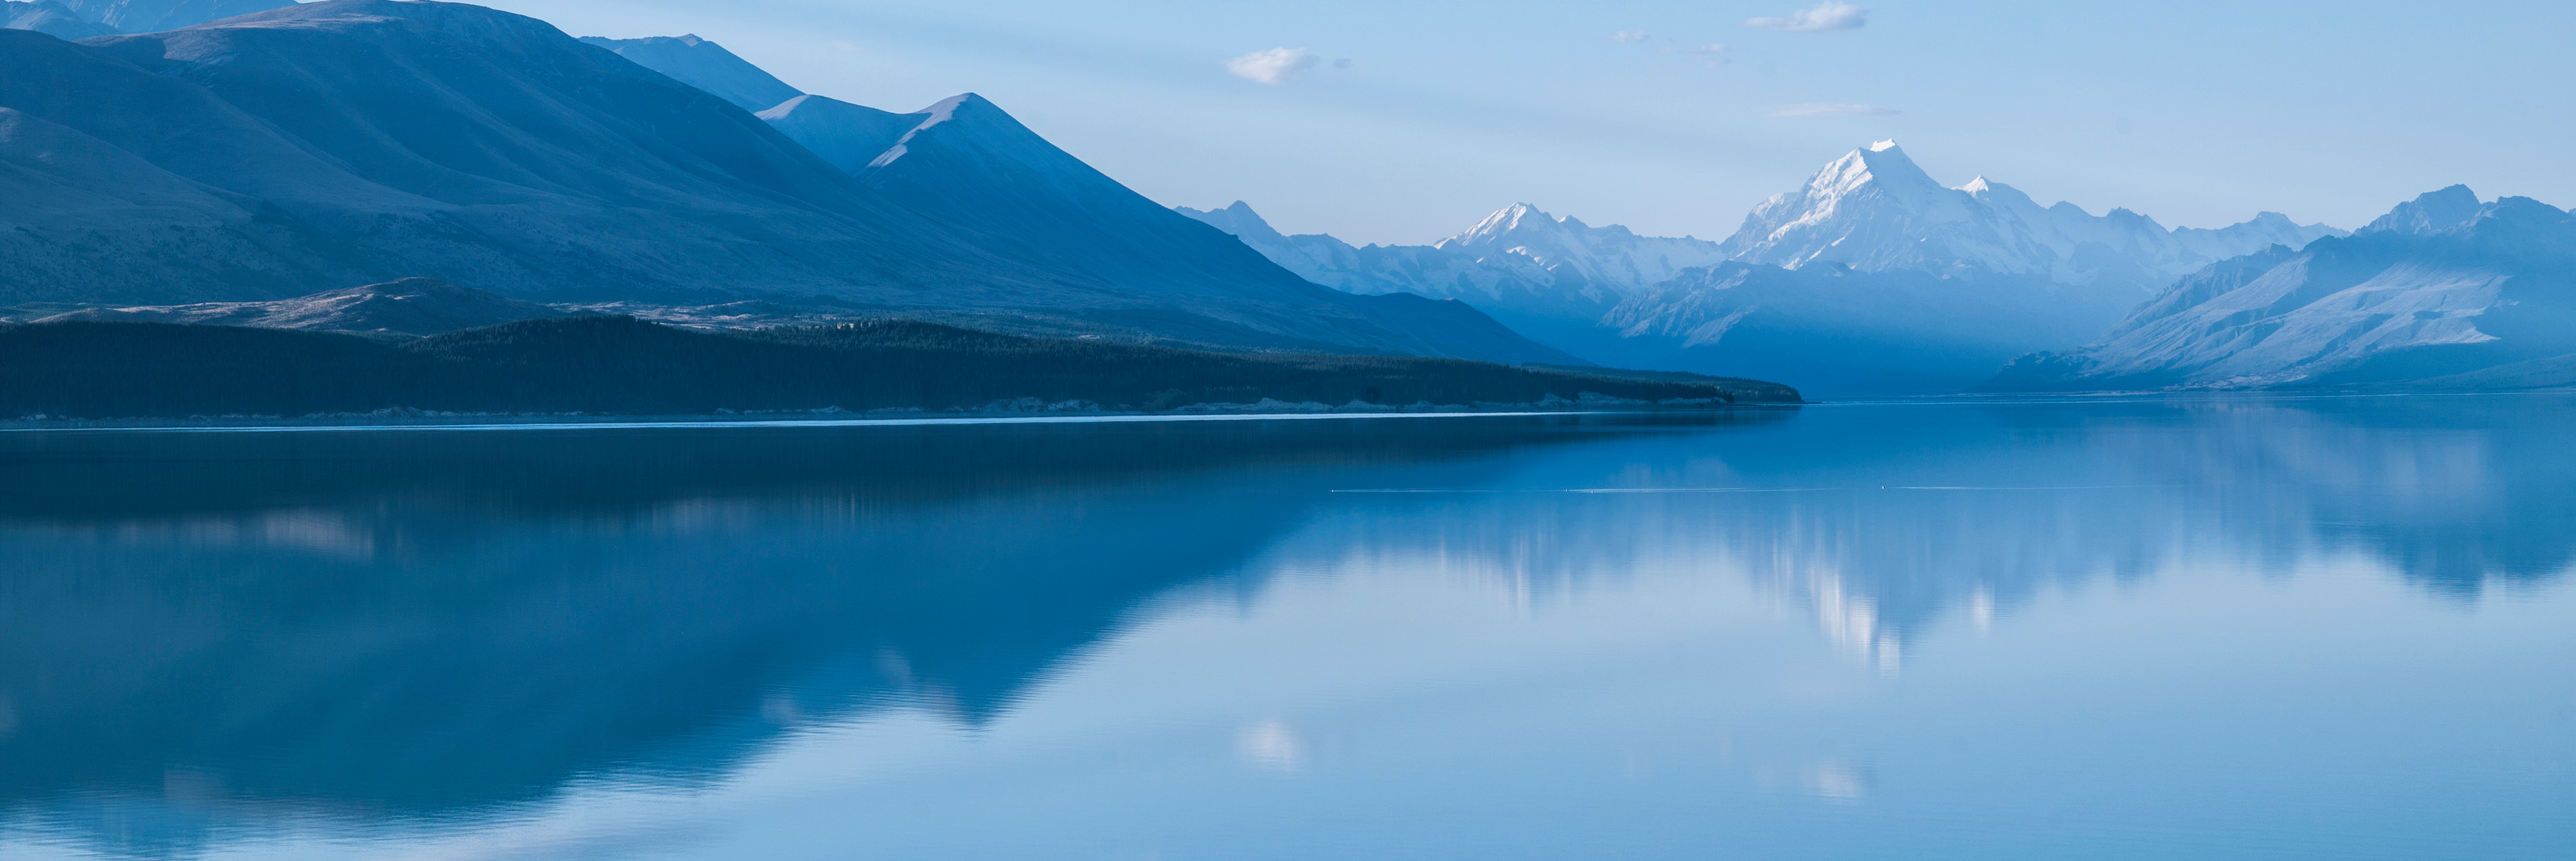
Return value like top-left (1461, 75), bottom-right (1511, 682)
top-left (1717, 140), bottom-right (2344, 294)
top-left (1182, 142), bottom-right (2346, 395)
top-left (1981, 186), bottom-right (2576, 391)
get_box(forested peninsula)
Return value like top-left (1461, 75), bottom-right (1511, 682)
top-left (0, 317), bottom-right (1800, 421)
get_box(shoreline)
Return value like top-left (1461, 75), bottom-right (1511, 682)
top-left (0, 404), bottom-right (1800, 435)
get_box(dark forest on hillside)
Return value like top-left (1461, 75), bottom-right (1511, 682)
top-left (0, 317), bottom-right (1800, 419)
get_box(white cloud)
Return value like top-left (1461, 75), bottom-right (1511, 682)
top-left (1768, 102), bottom-right (1899, 117)
top-left (1744, 2), bottom-right (1870, 32)
top-left (1609, 30), bottom-right (1650, 43)
top-left (1226, 47), bottom-right (1319, 85)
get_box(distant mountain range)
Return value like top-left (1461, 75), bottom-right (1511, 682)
top-left (10, 0), bottom-right (2563, 398)
top-left (0, 0), bottom-right (1575, 365)
top-left (1719, 142), bottom-right (2343, 296)
top-left (1982, 186), bottom-right (2576, 392)
top-left (1184, 143), bottom-right (2341, 395)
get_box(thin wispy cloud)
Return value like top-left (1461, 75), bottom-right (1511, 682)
top-left (1226, 47), bottom-right (1319, 85)
top-left (1664, 43), bottom-right (1733, 67)
top-left (1769, 102), bottom-right (1898, 117)
top-left (1609, 30), bottom-right (1650, 43)
top-left (1745, 2), bottom-right (1870, 32)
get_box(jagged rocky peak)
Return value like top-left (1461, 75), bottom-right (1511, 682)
top-left (1438, 203), bottom-right (1569, 249)
top-left (1719, 140), bottom-right (2343, 292)
top-left (1835, 140), bottom-right (1957, 204)
top-left (2360, 185), bottom-right (2483, 235)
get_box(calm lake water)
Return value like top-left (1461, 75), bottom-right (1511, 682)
top-left (1, 397), bottom-right (2571, 860)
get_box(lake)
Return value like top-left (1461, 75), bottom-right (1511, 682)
top-left (1, 396), bottom-right (2570, 859)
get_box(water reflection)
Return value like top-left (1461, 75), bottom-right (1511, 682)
top-left (0, 416), bottom-right (1744, 855)
top-left (0, 397), bottom-right (2571, 858)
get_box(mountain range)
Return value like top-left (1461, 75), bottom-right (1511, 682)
top-left (9, 0), bottom-right (2562, 398)
top-left (1982, 186), bottom-right (2576, 392)
top-left (1718, 142), bottom-right (2343, 296)
top-left (0, 0), bottom-right (1573, 365)
top-left (1184, 143), bottom-right (2340, 395)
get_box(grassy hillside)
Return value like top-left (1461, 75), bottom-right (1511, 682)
top-left (0, 317), bottom-right (1800, 420)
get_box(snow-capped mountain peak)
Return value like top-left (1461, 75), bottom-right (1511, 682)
top-left (1437, 203), bottom-right (1567, 249)
top-left (1718, 142), bottom-right (2343, 295)
top-left (1796, 141), bottom-right (1967, 218)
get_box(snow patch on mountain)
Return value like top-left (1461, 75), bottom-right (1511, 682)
top-left (1716, 141), bottom-right (2344, 297)
top-left (1981, 189), bottom-right (2576, 391)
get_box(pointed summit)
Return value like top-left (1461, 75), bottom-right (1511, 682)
top-left (1440, 203), bottom-right (1567, 249)
top-left (757, 94), bottom-right (920, 174)
top-left (1720, 142), bottom-right (2343, 290)
top-left (2360, 185), bottom-right (2482, 235)
top-left (1172, 201), bottom-right (1289, 243)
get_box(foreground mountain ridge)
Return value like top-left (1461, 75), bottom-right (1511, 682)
top-left (11, 0), bottom-right (289, 33)
top-left (577, 34), bottom-right (800, 112)
top-left (0, 0), bottom-right (1575, 364)
top-left (3, 1), bottom-right (113, 38)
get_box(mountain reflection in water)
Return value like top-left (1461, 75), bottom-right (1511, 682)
top-left (1, 398), bottom-right (2570, 859)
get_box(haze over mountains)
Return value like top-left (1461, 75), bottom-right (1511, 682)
top-left (5, 0), bottom-right (2567, 400)
top-left (1984, 186), bottom-right (2576, 392)
top-left (1185, 142), bottom-right (2343, 395)
top-left (0, 0), bottom-right (1572, 365)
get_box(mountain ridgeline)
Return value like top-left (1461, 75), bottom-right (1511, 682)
top-left (0, 317), bottom-right (1799, 420)
top-left (0, 0), bottom-right (1577, 366)
top-left (11, 0), bottom-right (2560, 399)
top-left (1182, 143), bottom-right (2344, 397)
top-left (1979, 186), bottom-right (2576, 393)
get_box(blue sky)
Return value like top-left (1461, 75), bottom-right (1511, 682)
top-left (491, 0), bottom-right (2575, 245)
